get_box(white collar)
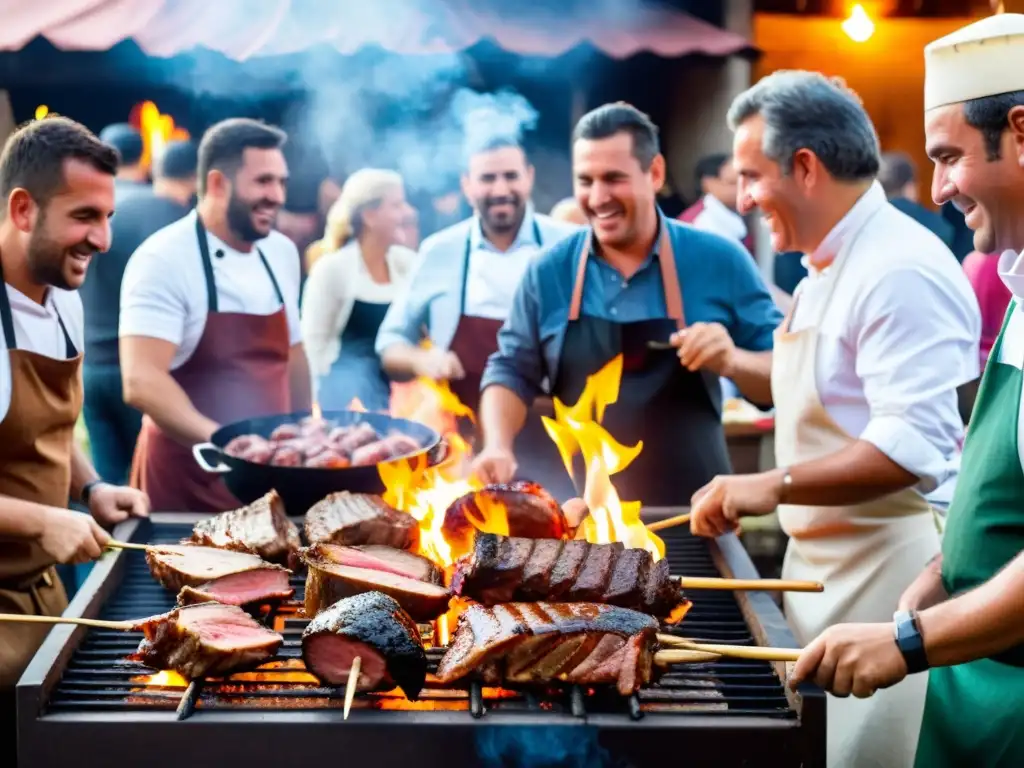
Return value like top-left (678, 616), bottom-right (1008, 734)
top-left (700, 194), bottom-right (747, 239)
top-left (802, 181), bottom-right (887, 274)
top-left (998, 249), bottom-right (1024, 301)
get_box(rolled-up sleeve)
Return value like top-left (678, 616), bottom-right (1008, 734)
top-left (727, 244), bottom-right (783, 351)
top-left (480, 265), bottom-right (545, 406)
top-left (854, 268), bottom-right (981, 493)
top-left (375, 254), bottom-right (427, 356)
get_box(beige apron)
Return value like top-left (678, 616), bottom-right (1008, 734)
top-left (771, 217), bottom-right (940, 768)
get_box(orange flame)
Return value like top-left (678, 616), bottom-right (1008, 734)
top-left (542, 355), bottom-right (665, 561)
top-left (129, 100), bottom-right (189, 173)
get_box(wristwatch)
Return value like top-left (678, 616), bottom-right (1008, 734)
top-left (893, 610), bottom-right (930, 674)
top-left (80, 479), bottom-right (103, 506)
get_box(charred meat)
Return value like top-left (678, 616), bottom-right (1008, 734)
top-left (146, 544), bottom-right (290, 595)
top-left (442, 482), bottom-right (568, 556)
top-left (302, 591), bottom-right (427, 699)
top-left (309, 543), bottom-right (442, 586)
top-left (451, 534), bottom-right (688, 619)
top-left (189, 490), bottom-right (301, 563)
top-left (301, 545), bottom-right (451, 622)
top-left (129, 602), bottom-right (283, 679)
top-left (304, 492), bottom-right (419, 551)
top-left (435, 602), bottom-right (658, 696)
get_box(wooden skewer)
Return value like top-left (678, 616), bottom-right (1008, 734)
top-left (676, 576), bottom-right (823, 593)
top-left (654, 649), bottom-right (723, 666)
top-left (657, 633), bottom-right (801, 662)
top-left (645, 513), bottom-right (690, 532)
top-left (105, 539), bottom-right (161, 553)
top-left (343, 656), bottom-right (361, 720)
top-left (0, 613), bottom-right (135, 631)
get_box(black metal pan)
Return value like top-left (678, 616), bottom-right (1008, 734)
top-left (192, 409), bottom-right (444, 515)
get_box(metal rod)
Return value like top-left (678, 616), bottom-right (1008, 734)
top-left (175, 680), bottom-right (201, 721)
top-left (469, 681), bottom-right (485, 718)
top-left (628, 693), bottom-right (643, 720)
top-left (570, 685), bottom-right (585, 718)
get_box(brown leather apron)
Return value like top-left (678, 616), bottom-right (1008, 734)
top-left (130, 215), bottom-right (291, 513)
top-left (447, 223), bottom-right (578, 501)
top-left (0, 277), bottom-right (80, 698)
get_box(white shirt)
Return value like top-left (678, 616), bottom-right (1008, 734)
top-left (301, 241), bottom-right (418, 378)
top-left (791, 182), bottom-right (981, 508)
top-left (0, 286), bottom-right (84, 421)
top-left (119, 211), bottom-right (303, 369)
top-left (464, 209), bottom-right (545, 320)
top-left (994, 250), bottom-right (1024, 472)
top-left (689, 194), bottom-right (749, 243)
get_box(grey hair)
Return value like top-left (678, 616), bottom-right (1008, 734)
top-left (726, 70), bottom-right (880, 181)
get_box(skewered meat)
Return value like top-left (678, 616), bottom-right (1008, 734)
top-left (350, 434), bottom-right (421, 466)
top-left (302, 591), bottom-right (427, 699)
top-left (435, 602), bottom-right (658, 695)
top-left (176, 568), bottom-right (294, 607)
top-left (146, 544), bottom-right (290, 594)
top-left (130, 602), bottom-right (283, 679)
top-left (443, 482), bottom-right (568, 556)
top-left (301, 546), bottom-right (451, 621)
top-left (310, 542), bottom-right (443, 585)
top-left (304, 492), bottom-right (419, 551)
top-left (451, 534), bottom-right (688, 619)
top-left (189, 490), bottom-right (301, 563)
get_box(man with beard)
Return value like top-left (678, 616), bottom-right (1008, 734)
top-left (787, 15), bottom-right (1024, 767)
top-left (0, 116), bottom-right (150, 746)
top-left (119, 118), bottom-right (310, 512)
top-left (473, 104), bottom-right (781, 504)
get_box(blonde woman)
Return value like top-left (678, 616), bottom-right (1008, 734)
top-left (301, 169), bottom-right (417, 411)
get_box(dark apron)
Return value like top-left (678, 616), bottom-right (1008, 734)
top-left (0, 269), bottom-right (81, 745)
top-left (318, 299), bottom-right (391, 412)
top-left (131, 215), bottom-right (291, 512)
top-left (447, 222), bottom-right (578, 502)
top-left (550, 229), bottom-right (731, 507)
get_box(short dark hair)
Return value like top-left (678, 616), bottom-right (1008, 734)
top-left (155, 140), bottom-right (198, 181)
top-left (197, 118), bottom-right (287, 196)
top-left (962, 90), bottom-right (1024, 161)
top-left (0, 116), bottom-right (118, 210)
top-left (694, 153), bottom-right (730, 192)
top-left (878, 151), bottom-right (916, 197)
top-left (572, 103), bottom-right (660, 171)
top-left (464, 135), bottom-right (526, 169)
top-left (99, 123), bottom-right (144, 167)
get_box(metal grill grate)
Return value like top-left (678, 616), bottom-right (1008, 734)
top-left (44, 523), bottom-right (796, 722)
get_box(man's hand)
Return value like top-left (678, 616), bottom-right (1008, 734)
top-left (415, 348), bottom-right (466, 381)
top-left (898, 557), bottom-right (949, 612)
top-left (690, 470), bottom-right (783, 537)
top-left (789, 622), bottom-right (908, 698)
top-left (37, 507), bottom-right (110, 565)
top-left (671, 322), bottom-right (736, 376)
top-left (89, 484), bottom-right (150, 527)
top-left (471, 445), bottom-right (518, 485)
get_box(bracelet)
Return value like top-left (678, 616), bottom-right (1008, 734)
top-left (81, 479), bottom-right (104, 506)
top-left (778, 468), bottom-right (793, 504)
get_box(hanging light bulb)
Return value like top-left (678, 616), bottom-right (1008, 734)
top-left (842, 4), bottom-right (875, 43)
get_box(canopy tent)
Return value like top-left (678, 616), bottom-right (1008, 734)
top-left (0, 0), bottom-right (755, 61)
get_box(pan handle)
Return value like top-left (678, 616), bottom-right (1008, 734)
top-left (192, 443), bottom-right (231, 474)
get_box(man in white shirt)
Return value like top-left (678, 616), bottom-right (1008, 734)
top-left (687, 71), bottom-right (980, 768)
top-left (0, 116), bottom-right (149, 743)
top-left (678, 152), bottom-right (752, 253)
top-left (787, 15), bottom-right (1024, 767)
top-left (120, 118), bottom-right (310, 513)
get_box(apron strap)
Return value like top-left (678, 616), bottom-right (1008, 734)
top-left (569, 221), bottom-right (685, 330)
top-left (196, 214), bottom-right (286, 312)
top-left (0, 257), bottom-right (76, 355)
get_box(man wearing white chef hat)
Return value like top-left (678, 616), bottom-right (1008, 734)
top-left (787, 13), bottom-right (1024, 767)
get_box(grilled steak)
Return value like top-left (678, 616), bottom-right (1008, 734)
top-left (176, 567), bottom-right (294, 607)
top-left (442, 482), bottom-right (568, 556)
top-left (435, 602), bottom-right (658, 695)
top-left (302, 591), bottom-right (427, 699)
top-left (189, 490), bottom-right (301, 563)
top-left (146, 544), bottom-right (290, 594)
top-left (130, 602), bottom-right (283, 679)
top-left (451, 534), bottom-right (688, 619)
top-left (308, 543), bottom-right (442, 585)
top-left (301, 547), bottom-right (451, 621)
top-left (304, 492), bottom-right (419, 551)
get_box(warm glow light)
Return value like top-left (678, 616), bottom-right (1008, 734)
top-left (34, 105), bottom-right (49, 121)
top-left (311, 401), bottom-right (323, 421)
top-left (129, 100), bottom-right (189, 172)
top-left (842, 4), bottom-right (875, 43)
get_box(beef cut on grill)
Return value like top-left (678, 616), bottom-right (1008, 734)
top-left (189, 490), bottom-right (301, 564)
top-left (435, 602), bottom-right (658, 696)
top-left (129, 602), bottom-right (284, 679)
top-left (302, 591), bottom-right (427, 699)
top-left (301, 544), bottom-right (451, 622)
top-left (311, 543), bottom-right (442, 586)
top-left (304, 492), bottom-right (419, 551)
top-left (451, 534), bottom-right (688, 619)
top-left (146, 545), bottom-right (292, 607)
top-left (442, 483), bottom-right (569, 554)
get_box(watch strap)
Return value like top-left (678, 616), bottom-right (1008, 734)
top-left (893, 609), bottom-right (929, 674)
top-left (81, 479), bottom-right (103, 506)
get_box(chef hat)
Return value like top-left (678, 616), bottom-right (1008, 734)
top-left (924, 13), bottom-right (1024, 111)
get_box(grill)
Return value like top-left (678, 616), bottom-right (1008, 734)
top-left (18, 510), bottom-right (825, 767)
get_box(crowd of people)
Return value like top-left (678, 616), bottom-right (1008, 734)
top-left (0, 10), bottom-right (1023, 768)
